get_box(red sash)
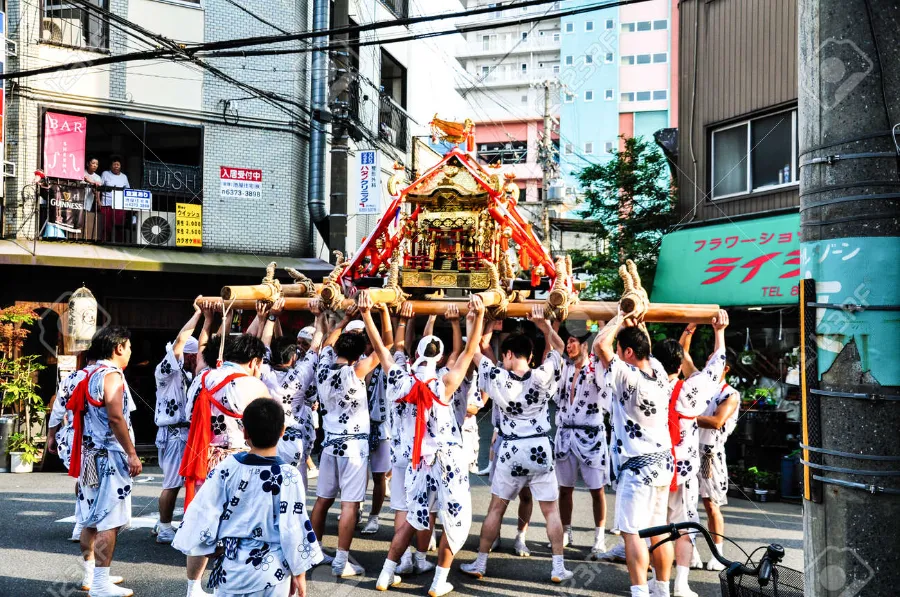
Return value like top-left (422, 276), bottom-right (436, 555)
top-left (180, 370), bottom-right (247, 508)
top-left (400, 376), bottom-right (439, 469)
top-left (667, 379), bottom-right (696, 491)
top-left (65, 366), bottom-right (109, 479)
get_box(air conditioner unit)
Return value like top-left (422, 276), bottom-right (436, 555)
top-left (42, 17), bottom-right (83, 45)
top-left (137, 212), bottom-right (177, 247)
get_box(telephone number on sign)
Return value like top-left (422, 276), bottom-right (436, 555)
top-left (220, 189), bottom-right (262, 198)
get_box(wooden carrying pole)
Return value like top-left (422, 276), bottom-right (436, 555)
top-left (199, 296), bottom-right (720, 323)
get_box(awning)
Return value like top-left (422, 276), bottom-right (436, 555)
top-left (652, 213), bottom-right (800, 307)
top-left (0, 240), bottom-right (333, 279)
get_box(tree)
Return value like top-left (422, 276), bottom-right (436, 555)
top-left (573, 135), bottom-right (678, 300)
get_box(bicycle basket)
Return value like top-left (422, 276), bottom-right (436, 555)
top-left (719, 565), bottom-right (804, 597)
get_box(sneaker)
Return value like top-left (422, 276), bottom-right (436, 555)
top-left (70, 524), bottom-right (83, 542)
top-left (551, 568), bottom-right (574, 583)
top-left (81, 575), bottom-right (125, 591)
top-left (513, 537), bottom-right (530, 557)
top-left (460, 561), bottom-right (486, 579)
top-left (375, 570), bottom-right (401, 591)
top-left (706, 558), bottom-right (726, 572)
top-left (361, 517), bottom-right (380, 535)
top-left (673, 586), bottom-right (699, 597)
top-left (489, 536), bottom-right (500, 553)
top-left (428, 581), bottom-right (454, 597)
top-left (690, 546), bottom-right (704, 569)
top-left (333, 560), bottom-right (365, 578)
top-left (87, 582), bottom-right (131, 597)
top-left (598, 542), bottom-right (627, 563)
top-left (396, 553), bottom-right (415, 575)
top-left (156, 526), bottom-right (176, 544)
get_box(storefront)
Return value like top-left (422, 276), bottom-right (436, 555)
top-left (654, 212), bottom-right (803, 500)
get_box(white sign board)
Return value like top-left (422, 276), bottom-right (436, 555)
top-left (355, 149), bottom-right (381, 215)
top-left (122, 189), bottom-right (152, 210)
top-left (220, 166), bottom-right (263, 199)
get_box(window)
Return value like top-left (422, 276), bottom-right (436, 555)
top-left (636, 91), bottom-right (652, 101)
top-left (552, 65), bottom-right (560, 74)
top-left (653, 90), bottom-right (667, 100)
top-left (605, 89), bottom-right (614, 100)
top-left (564, 92), bottom-right (575, 103)
top-left (565, 143), bottom-right (573, 155)
top-left (605, 141), bottom-right (615, 153)
top-left (621, 22), bottom-right (635, 33)
top-left (584, 90), bottom-right (594, 101)
top-left (584, 142), bottom-right (594, 154)
top-left (585, 54), bottom-right (593, 64)
top-left (522, 32), bottom-right (528, 40)
top-left (606, 19), bottom-right (615, 29)
top-left (652, 53), bottom-right (667, 63)
top-left (620, 55), bottom-right (635, 65)
top-left (637, 21), bottom-right (652, 31)
top-left (379, 49), bottom-right (409, 151)
top-left (711, 109), bottom-right (798, 199)
top-left (620, 92), bottom-right (635, 102)
top-left (481, 66), bottom-right (490, 76)
top-left (585, 21), bottom-right (594, 31)
top-left (605, 52), bottom-right (614, 63)
top-left (553, 32), bottom-right (560, 42)
top-left (521, 95), bottom-right (528, 104)
top-left (565, 55), bottom-right (574, 66)
top-left (42, 0), bottom-right (110, 50)
top-left (636, 54), bottom-right (651, 64)
top-left (653, 19), bottom-right (668, 30)
top-left (565, 22), bottom-right (574, 33)
top-left (521, 63), bottom-right (528, 73)
top-left (379, 0), bottom-right (409, 18)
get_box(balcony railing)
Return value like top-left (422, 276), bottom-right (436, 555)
top-left (379, 0), bottom-right (409, 18)
top-left (37, 181), bottom-right (201, 248)
top-left (480, 67), bottom-right (557, 85)
top-left (466, 35), bottom-right (561, 56)
top-left (379, 94), bottom-right (409, 153)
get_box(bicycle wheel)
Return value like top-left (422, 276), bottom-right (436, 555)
top-left (719, 565), bottom-right (804, 597)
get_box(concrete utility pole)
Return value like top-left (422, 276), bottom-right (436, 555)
top-left (798, 1), bottom-right (899, 596)
top-left (328, 0), bottom-right (351, 260)
top-left (540, 79), bottom-right (554, 248)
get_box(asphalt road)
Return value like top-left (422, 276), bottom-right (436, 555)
top-left (0, 457), bottom-right (802, 597)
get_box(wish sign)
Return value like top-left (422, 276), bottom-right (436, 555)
top-left (43, 112), bottom-right (87, 181)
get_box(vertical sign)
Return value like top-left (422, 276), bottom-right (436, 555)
top-left (219, 166), bottom-right (262, 199)
top-left (355, 149), bottom-right (381, 215)
top-left (43, 112), bottom-right (87, 180)
top-left (175, 202), bottom-right (202, 247)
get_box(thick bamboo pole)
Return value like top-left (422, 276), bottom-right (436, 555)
top-left (199, 296), bottom-right (720, 323)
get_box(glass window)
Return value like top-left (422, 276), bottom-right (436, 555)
top-left (553, 32), bottom-right (560, 42)
top-left (606, 19), bottom-right (614, 29)
top-left (653, 90), bottom-right (667, 100)
top-left (620, 55), bottom-right (635, 65)
top-left (621, 22), bottom-right (635, 33)
top-left (585, 54), bottom-right (593, 64)
top-left (585, 90), bottom-right (594, 101)
top-left (552, 65), bottom-right (560, 74)
top-left (712, 124), bottom-right (750, 198)
top-left (584, 142), bottom-right (594, 154)
top-left (521, 63), bottom-right (527, 73)
top-left (605, 141), bottom-right (615, 153)
top-left (522, 32), bottom-right (528, 40)
top-left (636, 91), bottom-right (651, 101)
top-left (585, 21), bottom-right (594, 31)
top-left (481, 66), bottom-right (490, 76)
top-left (565, 55), bottom-right (573, 66)
top-left (620, 92), bottom-right (635, 101)
top-left (637, 21), bottom-right (651, 31)
top-left (653, 19), bottom-right (668, 30)
top-left (565, 92), bottom-right (575, 103)
top-left (653, 53), bottom-right (667, 63)
top-left (521, 95), bottom-right (528, 104)
top-left (605, 89), bottom-right (613, 100)
top-left (565, 143), bottom-right (573, 155)
top-left (565, 22), bottom-right (574, 33)
top-left (751, 112), bottom-right (794, 189)
top-left (605, 52), bottom-right (614, 63)
top-left (42, 0), bottom-right (110, 50)
top-left (636, 54), bottom-right (651, 64)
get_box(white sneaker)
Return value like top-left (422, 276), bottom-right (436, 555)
top-left (489, 536), bottom-right (500, 553)
top-left (81, 575), bottom-right (125, 591)
top-left (690, 545), bottom-right (704, 569)
top-left (460, 561), bottom-right (486, 579)
top-left (551, 568), bottom-right (574, 583)
top-left (673, 586), bottom-right (699, 597)
top-left (707, 558), bottom-right (726, 571)
top-left (428, 581), bottom-right (454, 597)
top-left (414, 557), bottom-right (436, 574)
top-left (156, 526), bottom-right (176, 544)
top-left (375, 570), bottom-right (401, 591)
top-left (333, 560), bottom-right (365, 578)
top-left (361, 516), bottom-right (380, 535)
top-left (598, 542), bottom-right (627, 563)
top-left (396, 553), bottom-right (415, 575)
top-left (70, 524), bottom-right (83, 542)
top-left (513, 537), bottom-right (530, 557)
top-left (87, 583), bottom-right (132, 597)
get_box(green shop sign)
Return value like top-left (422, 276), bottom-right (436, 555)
top-left (652, 213), bottom-right (800, 306)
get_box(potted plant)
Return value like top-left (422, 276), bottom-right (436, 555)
top-left (7, 432), bottom-right (41, 473)
top-left (747, 467), bottom-right (780, 502)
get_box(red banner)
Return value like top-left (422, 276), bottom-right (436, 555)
top-left (43, 112), bottom-right (87, 181)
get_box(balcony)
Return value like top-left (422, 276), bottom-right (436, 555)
top-left (458, 35), bottom-right (561, 59)
top-left (37, 181), bottom-right (202, 249)
top-left (471, 67), bottom-right (558, 88)
top-left (379, 94), bottom-right (409, 153)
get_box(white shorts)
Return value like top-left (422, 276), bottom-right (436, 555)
top-left (698, 446), bottom-right (729, 506)
top-left (390, 463), bottom-right (409, 511)
top-left (491, 467), bottom-right (559, 502)
top-left (217, 581), bottom-right (291, 596)
top-left (158, 436), bottom-right (186, 490)
top-left (316, 452), bottom-right (367, 503)
top-left (555, 452), bottom-right (609, 490)
top-left (614, 475), bottom-right (668, 535)
top-left (668, 477), bottom-right (700, 525)
top-left (370, 439), bottom-right (391, 474)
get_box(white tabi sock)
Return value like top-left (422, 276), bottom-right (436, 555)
top-left (594, 527), bottom-right (605, 545)
top-left (158, 521), bottom-right (173, 531)
top-left (474, 552), bottom-right (489, 568)
top-left (515, 529), bottom-right (527, 542)
top-left (715, 541), bottom-right (724, 556)
top-left (653, 579), bottom-right (671, 597)
top-left (93, 567), bottom-right (111, 592)
top-left (674, 565), bottom-right (690, 587)
top-left (431, 565), bottom-right (450, 587)
top-left (551, 554), bottom-right (566, 573)
top-left (83, 559), bottom-right (95, 575)
top-left (630, 585), bottom-right (650, 597)
top-left (414, 550), bottom-right (428, 564)
top-left (381, 559), bottom-right (398, 576)
top-left (333, 549), bottom-right (350, 569)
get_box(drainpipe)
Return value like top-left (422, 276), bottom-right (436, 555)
top-left (307, 0), bottom-right (331, 254)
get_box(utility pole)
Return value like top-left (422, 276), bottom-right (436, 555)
top-left (539, 79), bottom-right (555, 249)
top-left (328, 0), bottom-right (351, 261)
top-left (798, 1), bottom-right (899, 596)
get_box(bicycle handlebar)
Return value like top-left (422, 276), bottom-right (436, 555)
top-left (638, 522), bottom-right (757, 576)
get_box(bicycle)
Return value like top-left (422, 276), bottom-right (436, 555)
top-left (638, 522), bottom-right (803, 597)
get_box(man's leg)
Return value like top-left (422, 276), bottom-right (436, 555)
top-left (559, 486), bottom-right (575, 528)
top-left (515, 486), bottom-right (533, 547)
top-left (538, 499), bottom-right (572, 582)
top-left (703, 497), bottom-right (726, 570)
top-left (624, 532), bottom-right (651, 586)
top-left (588, 487), bottom-right (608, 557)
top-left (460, 495), bottom-right (509, 578)
top-left (363, 471), bottom-right (386, 534)
top-left (310, 497), bottom-right (335, 545)
top-left (186, 555), bottom-right (211, 597)
top-left (158, 488), bottom-right (179, 524)
top-left (337, 501), bottom-right (361, 551)
top-left (376, 516), bottom-right (418, 590)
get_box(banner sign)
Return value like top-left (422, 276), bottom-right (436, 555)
top-left (175, 202), bottom-right (202, 247)
top-left (652, 213), bottom-right (801, 306)
top-left (143, 161), bottom-right (202, 197)
top-left (355, 149), bottom-right (381, 215)
top-left (122, 189), bottom-right (152, 210)
top-left (43, 112), bottom-right (87, 180)
top-left (47, 184), bottom-right (86, 233)
top-left (219, 166), bottom-right (262, 199)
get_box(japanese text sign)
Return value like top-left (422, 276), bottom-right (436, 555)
top-left (175, 202), bottom-right (202, 247)
top-left (219, 166), bottom-right (262, 199)
top-left (355, 149), bottom-right (381, 215)
top-left (43, 112), bottom-right (87, 181)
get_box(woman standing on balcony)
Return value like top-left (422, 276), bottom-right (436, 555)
top-left (100, 155), bottom-right (130, 243)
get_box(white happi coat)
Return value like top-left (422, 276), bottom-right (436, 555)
top-left (50, 368), bottom-right (87, 470)
top-left (367, 365), bottom-right (391, 445)
top-left (316, 347), bottom-right (370, 459)
top-left (699, 382), bottom-right (740, 499)
top-left (388, 352), bottom-right (415, 467)
top-left (173, 453), bottom-right (323, 594)
top-left (154, 343), bottom-right (193, 448)
top-left (260, 350), bottom-right (317, 467)
top-left (673, 349), bottom-right (727, 485)
top-left (385, 363), bottom-right (471, 554)
top-left (478, 351), bottom-right (562, 478)
top-left (75, 361), bottom-right (137, 531)
top-left (602, 356), bottom-right (674, 487)
top-left (554, 355), bottom-right (612, 471)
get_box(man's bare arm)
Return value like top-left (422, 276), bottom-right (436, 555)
top-left (173, 297), bottom-right (203, 362)
top-left (592, 314), bottom-right (623, 370)
top-left (442, 296), bottom-right (485, 396)
top-left (104, 374), bottom-right (142, 477)
top-left (357, 292), bottom-right (390, 378)
top-left (697, 394), bottom-right (739, 430)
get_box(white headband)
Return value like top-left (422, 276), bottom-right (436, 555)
top-left (412, 335), bottom-right (444, 375)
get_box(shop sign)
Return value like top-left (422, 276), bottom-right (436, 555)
top-left (143, 161), bottom-right (202, 197)
top-left (43, 111), bottom-right (87, 181)
top-left (219, 166), bottom-right (262, 199)
top-left (122, 189), bottom-right (152, 210)
top-left (355, 149), bottom-right (381, 215)
top-left (175, 202), bottom-right (202, 247)
top-left (652, 213), bottom-right (801, 306)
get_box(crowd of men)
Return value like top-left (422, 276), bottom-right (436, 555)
top-left (49, 292), bottom-right (740, 597)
